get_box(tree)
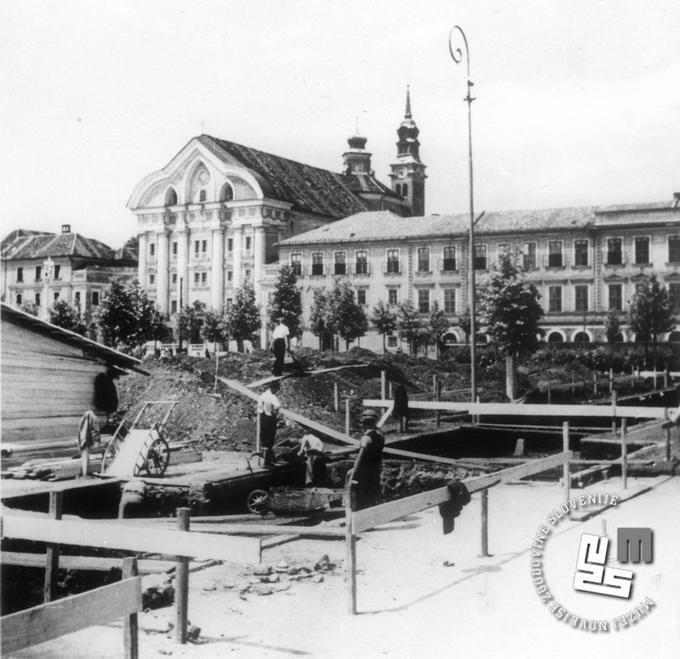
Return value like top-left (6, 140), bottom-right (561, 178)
top-left (397, 300), bottom-right (421, 355)
top-left (628, 275), bottom-right (675, 365)
top-left (327, 282), bottom-right (367, 350)
top-left (309, 289), bottom-right (329, 351)
top-left (48, 299), bottom-right (85, 335)
top-left (95, 279), bottom-right (159, 353)
top-left (428, 302), bottom-right (450, 359)
top-left (201, 310), bottom-right (226, 347)
top-left (457, 307), bottom-right (471, 345)
top-left (479, 253), bottom-right (544, 400)
top-left (604, 310), bottom-right (621, 344)
top-left (268, 266), bottom-right (302, 338)
top-left (223, 283), bottom-right (261, 352)
top-left (370, 301), bottom-right (398, 353)
top-left (177, 301), bottom-right (205, 345)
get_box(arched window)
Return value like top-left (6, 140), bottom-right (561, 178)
top-left (442, 332), bottom-right (458, 345)
top-left (198, 189), bottom-right (207, 203)
top-left (164, 187), bottom-right (177, 206)
top-left (573, 331), bottom-right (590, 345)
top-left (547, 332), bottom-right (564, 343)
top-left (219, 183), bottom-right (234, 202)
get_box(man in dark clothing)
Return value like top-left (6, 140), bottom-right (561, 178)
top-left (270, 316), bottom-right (290, 376)
top-left (349, 409), bottom-right (385, 511)
top-left (257, 380), bottom-right (282, 467)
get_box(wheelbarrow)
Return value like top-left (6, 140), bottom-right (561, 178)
top-left (100, 401), bottom-right (177, 478)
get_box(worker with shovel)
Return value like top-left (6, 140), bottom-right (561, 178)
top-left (348, 409), bottom-right (385, 510)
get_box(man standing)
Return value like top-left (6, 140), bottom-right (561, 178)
top-left (257, 380), bottom-right (282, 467)
top-left (349, 409), bottom-right (385, 510)
top-left (270, 315), bottom-right (290, 376)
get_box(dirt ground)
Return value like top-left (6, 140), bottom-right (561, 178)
top-left (8, 475), bottom-right (679, 659)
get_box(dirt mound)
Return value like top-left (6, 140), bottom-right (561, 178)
top-left (115, 349), bottom-right (499, 451)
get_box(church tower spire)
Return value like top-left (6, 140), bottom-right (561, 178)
top-left (389, 86), bottom-right (427, 215)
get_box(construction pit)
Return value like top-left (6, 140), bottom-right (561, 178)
top-left (2, 356), bottom-right (679, 657)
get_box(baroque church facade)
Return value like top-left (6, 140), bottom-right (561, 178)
top-left (127, 92), bottom-right (423, 343)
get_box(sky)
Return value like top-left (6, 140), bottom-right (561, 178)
top-left (2, 0), bottom-right (679, 249)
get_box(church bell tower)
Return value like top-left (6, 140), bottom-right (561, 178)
top-left (389, 86), bottom-right (427, 216)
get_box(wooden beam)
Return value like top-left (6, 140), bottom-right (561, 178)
top-left (1, 515), bottom-right (261, 564)
top-left (352, 452), bottom-right (570, 533)
top-left (1, 577), bottom-right (142, 655)
top-left (1, 551), bottom-right (175, 573)
top-left (363, 399), bottom-right (675, 420)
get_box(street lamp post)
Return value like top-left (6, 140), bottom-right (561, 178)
top-left (449, 25), bottom-right (477, 404)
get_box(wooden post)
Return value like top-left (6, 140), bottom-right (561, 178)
top-left (630, 366), bottom-right (635, 389)
top-left (435, 377), bottom-right (441, 428)
top-left (345, 398), bottom-right (351, 436)
top-left (175, 508), bottom-right (190, 644)
top-left (609, 368), bottom-right (614, 394)
top-left (563, 422), bottom-right (570, 510)
top-left (345, 493), bottom-right (357, 614)
top-left (664, 369), bottom-right (669, 388)
top-left (480, 488), bottom-right (489, 557)
top-left (611, 390), bottom-right (617, 437)
top-left (122, 557), bottom-right (139, 659)
top-left (571, 370), bottom-right (575, 394)
top-left (44, 491), bottom-right (63, 603)
top-left (653, 365), bottom-right (658, 389)
top-left (593, 371), bottom-right (598, 395)
top-left (213, 350), bottom-right (219, 393)
top-left (333, 381), bottom-right (339, 412)
top-left (666, 425), bottom-right (672, 462)
top-left (621, 418), bottom-right (628, 490)
top-left (380, 370), bottom-right (386, 400)
top-left (547, 382), bottom-right (551, 405)
top-left (255, 412), bottom-right (261, 458)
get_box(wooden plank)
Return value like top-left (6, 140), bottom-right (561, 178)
top-left (0, 576), bottom-right (142, 655)
top-left (122, 558), bottom-right (139, 659)
top-left (363, 399), bottom-right (674, 420)
top-left (44, 491), bottom-right (63, 603)
top-left (352, 452), bottom-right (571, 533)
top-left (1, 551), bottom-right (175, 574)
top-left (1, 514), bottom-right (261, 564)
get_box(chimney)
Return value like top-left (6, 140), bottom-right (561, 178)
top-left (61, 224), bottom-right (71, 234)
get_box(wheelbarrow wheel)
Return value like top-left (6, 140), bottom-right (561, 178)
top-left (246, 489), bottom-right (269, 514)
top-left (142, 437), bottom-right (170, 477)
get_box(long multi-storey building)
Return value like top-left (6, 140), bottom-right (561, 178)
top-left (278, 196), bottom-right (680, 351)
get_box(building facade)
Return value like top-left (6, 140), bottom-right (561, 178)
top-left (128, 102), bottom-right (423, 343)
top-left (278, 196), bottom-right (680, 351)
top-left (0, 225), bottom-right (137, 321)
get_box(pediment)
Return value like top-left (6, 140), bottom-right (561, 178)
top-left (127, 137), bottom-right (263, 210)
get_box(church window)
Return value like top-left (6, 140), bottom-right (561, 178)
top-left (164, 188), bottom-right (177, 206)
top-left (219, 183), bottom-right (234, 202)
top-left (199, 189), bottom-right (207, 203)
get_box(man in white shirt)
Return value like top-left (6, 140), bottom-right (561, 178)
top-left (257, 380), bottom-right (282, 466)
top-left (297, 433), bottom-right (326, 484)
top-left (270, 316), bottom-right (290, 376)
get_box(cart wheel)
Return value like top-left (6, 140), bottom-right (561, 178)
top-left (142, 437), bottom-right (170, 477)
top-left (246, 489), bottom-right (269, 514)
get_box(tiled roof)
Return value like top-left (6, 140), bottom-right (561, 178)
top-left (279, 206), bottom-right (596, 246)
top-left (342, 173), bottom-right (402, 198)
top-left (1, 231), bottom-right (125, 262)
top-left (200, 135), bottom-right (369, 218)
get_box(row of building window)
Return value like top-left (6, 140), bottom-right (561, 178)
top-left (289, 236), bottom-right (680, 278)
top-left (148, 236), bottom-right (254, 259)
top-left (15, 290), bottom-right (99, 307)
top-left (15, 265), bottom-right (61, 283)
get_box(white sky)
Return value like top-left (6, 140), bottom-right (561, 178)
top-left (2, 0), bottom-right (679, 249)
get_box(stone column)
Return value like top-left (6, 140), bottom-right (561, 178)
top-left (156, 229), bottom-right (169, 314)
top-left (176, 223), bottom-right (189, 309)
top-left (137, 232), bottom-right (147, 286)
top-left (232, 226), bottom-right (243, 289)
top-left (211, 226), bottom-right (225, 311)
